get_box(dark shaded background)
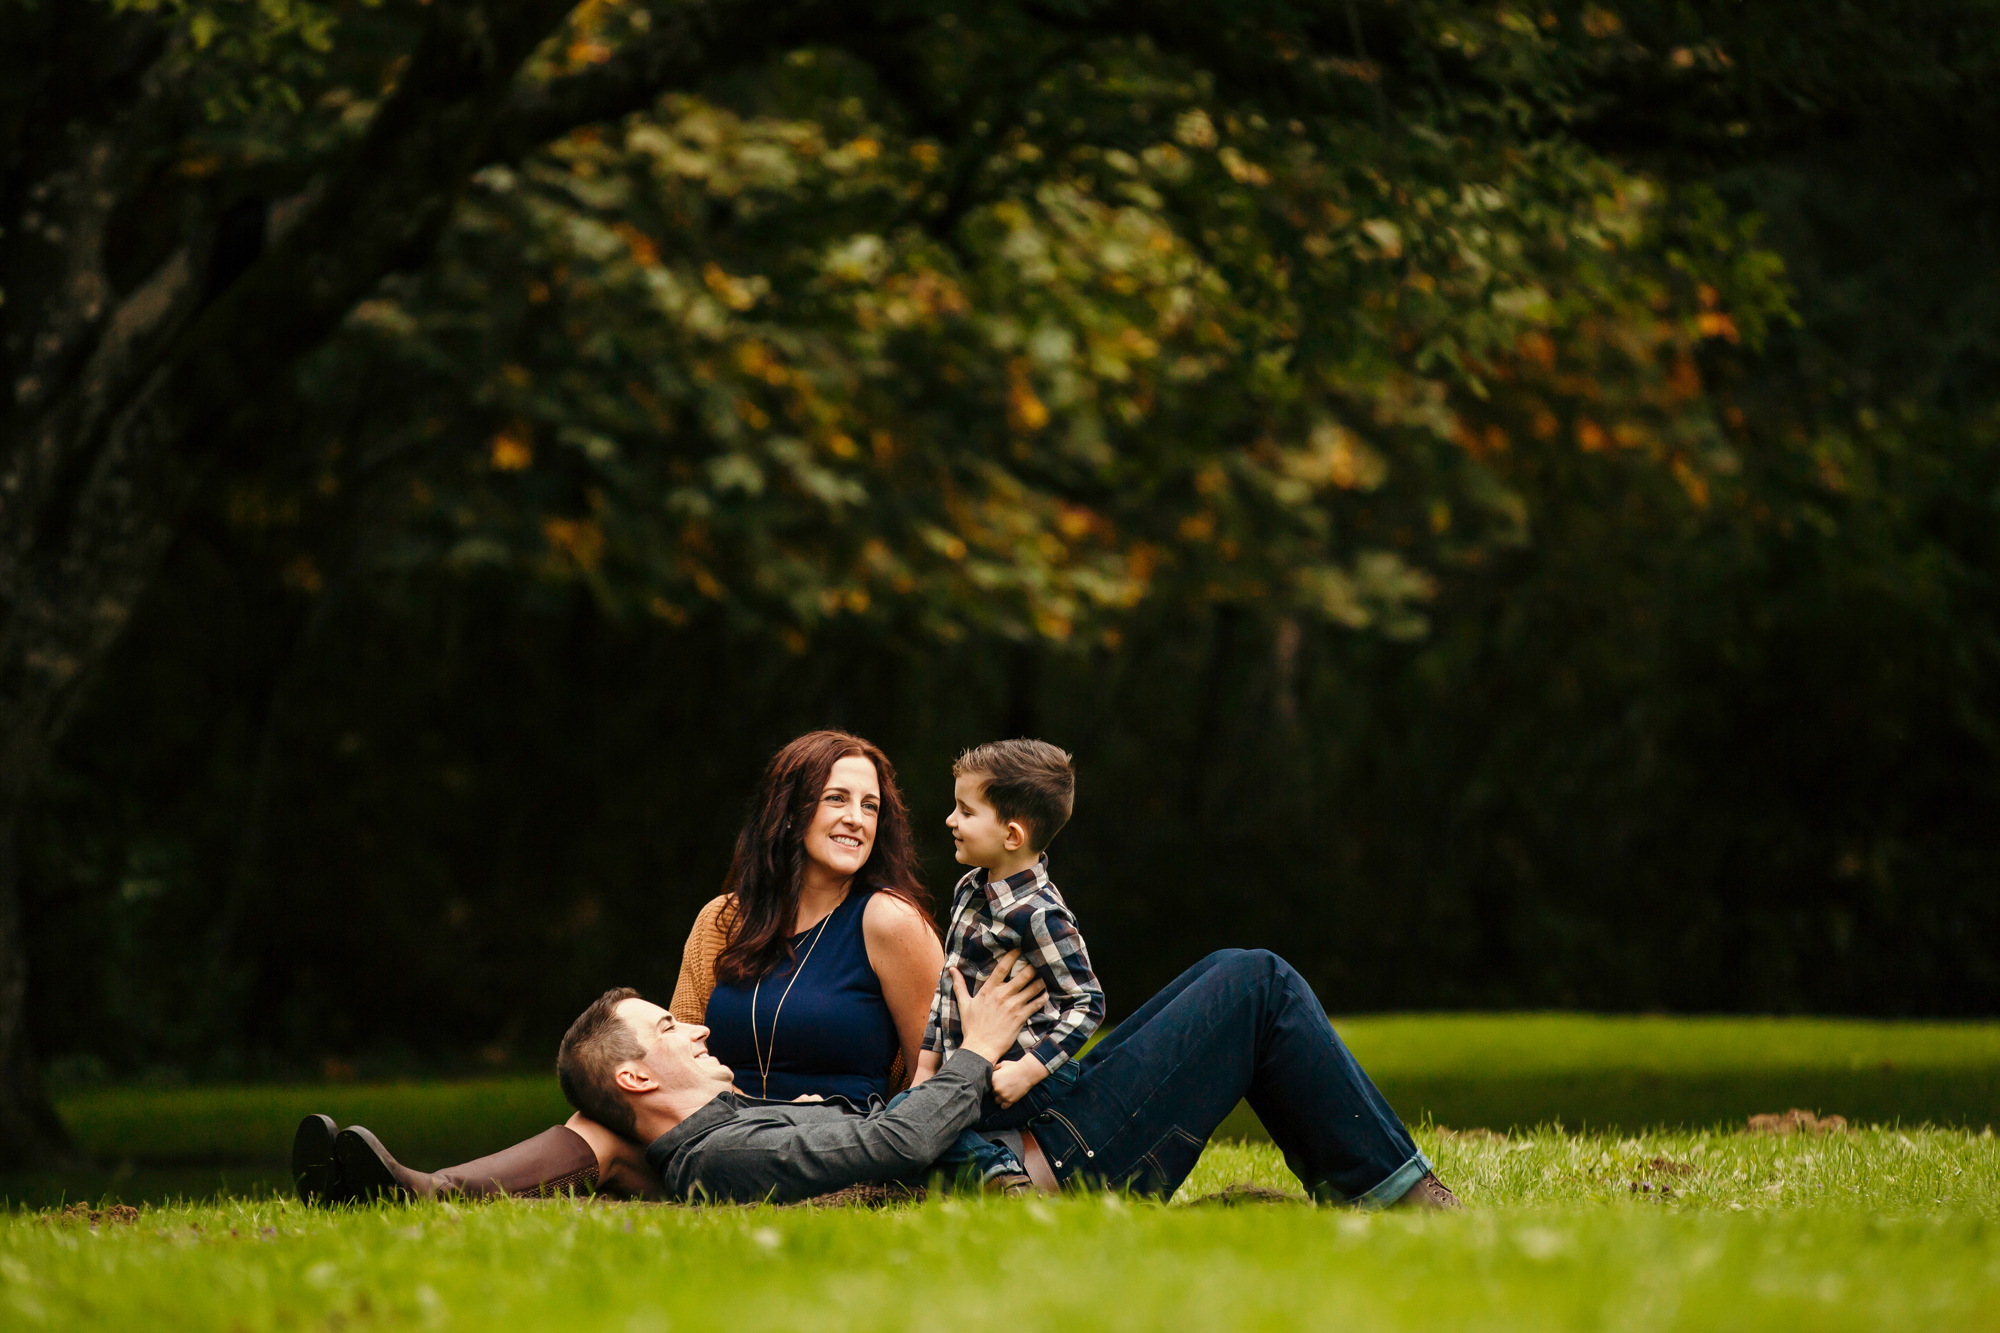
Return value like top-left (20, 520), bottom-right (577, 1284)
top-left (18, 2), bottom-right (2000, 1085)
top-left (25, 373), bottom-right (2000, 1083)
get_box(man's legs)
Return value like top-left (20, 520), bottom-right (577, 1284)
top-left (1029, 949), bottom-right (1434, 1206)
top-left (1076, 951), bottom-right (1238, 1066)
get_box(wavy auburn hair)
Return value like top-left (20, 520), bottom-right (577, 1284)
top-left (712, 730), bottom-right (934, 985)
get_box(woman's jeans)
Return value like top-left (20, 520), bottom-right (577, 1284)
top-left (1025, 949), bottom-right (1431, 1204)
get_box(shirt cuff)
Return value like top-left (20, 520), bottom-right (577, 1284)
top-left (1028, 1039), bottom-right (1070, 1073)
top-left (941, 1049), bottom-right (994, 1086)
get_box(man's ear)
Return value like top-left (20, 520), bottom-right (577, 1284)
top-left (613, 1061), bottom-right (657, 1095)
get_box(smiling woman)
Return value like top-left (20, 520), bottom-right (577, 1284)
top-left (696, 732), bottom-right (942, 1103)
top-left (295, 732), bottom-right (944, 1203)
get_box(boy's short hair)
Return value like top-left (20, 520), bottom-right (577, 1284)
top-left (954, 739), bottom-right (1075, 852)
top-left (557, 986), bottom-right (645, 1139)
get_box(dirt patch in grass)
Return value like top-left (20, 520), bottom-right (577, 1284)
top-left (782, 1181), bottom-right (928, 1209)
top-left (1188, 1183), bottom-right (1304, 1206)
top-left (1743, 1109), bottom-right (1850, 1136)
top-left (41, 1203), bottom-right (140, 1227)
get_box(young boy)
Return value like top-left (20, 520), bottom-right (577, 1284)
top-left (908, 738), bottom-right (1105, 1192)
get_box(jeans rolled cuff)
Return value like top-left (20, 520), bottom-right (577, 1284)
top-left (1354, 1151), bottom-right (1433, 1210)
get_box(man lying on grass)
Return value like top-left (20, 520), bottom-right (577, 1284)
top-left (307, 947), bottom-right (1459, 1209)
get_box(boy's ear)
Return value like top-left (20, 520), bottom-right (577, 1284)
top-left (1003, 819), bottom-right (1031, 852)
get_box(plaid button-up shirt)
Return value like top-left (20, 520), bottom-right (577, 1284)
top-left (921, 854), bottom-right (1105, 1072)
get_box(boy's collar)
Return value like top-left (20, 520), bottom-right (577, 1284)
top-left (975, 852), bottom-right (1049, 905)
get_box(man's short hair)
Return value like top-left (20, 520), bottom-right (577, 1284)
top-left (954, 738), bottom-right (1076, 852)
top-left (557, 987), bottom-right (645, 1140)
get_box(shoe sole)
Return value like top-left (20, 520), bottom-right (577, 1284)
top-left (335, 1126), bottom-right (412, 1203)
top-left (291, 1114), bottom-right (343, 1206)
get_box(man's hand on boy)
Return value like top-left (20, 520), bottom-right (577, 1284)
top-left (990, 1053), bottom-right (1051, 1108)
top-left (953, 949), bottom-right (1047, 1064)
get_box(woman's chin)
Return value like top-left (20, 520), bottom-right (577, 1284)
top-left (812, 845), bottom-right (869, 876)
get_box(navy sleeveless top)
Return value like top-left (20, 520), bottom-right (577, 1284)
top-left (703, 889), bottom-right (899, 1104)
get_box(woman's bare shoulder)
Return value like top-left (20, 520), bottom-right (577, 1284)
top-left (862, 890), bottom-right (938, 941)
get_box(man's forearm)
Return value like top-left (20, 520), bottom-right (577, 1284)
top-left (675, 1052), bottom-right (994, 1203)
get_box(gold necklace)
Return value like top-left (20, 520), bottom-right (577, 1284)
top-left (751, 906), bottom-right (836, 1098)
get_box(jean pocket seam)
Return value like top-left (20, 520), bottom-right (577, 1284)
top-left (1134, 1124), bottom-right (1205, 1190)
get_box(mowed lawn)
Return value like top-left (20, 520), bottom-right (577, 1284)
top-left (27, 1013), bottom-right (1998, 1204)
top-left (5, 1131), bottom-right (1999, 1331)
top-left (1218, 1012), bottom-right (2000, 1139)
top-left (6, 1014), bottom-right (1999, 1330)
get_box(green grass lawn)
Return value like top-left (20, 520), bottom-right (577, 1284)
top-left (4, 1128), bottom-right (1997, 1331)
top-left (1321, 1012), bottom-right (2000, 1133)
top-left (6, 1013), bottom-right (1998, 1329)
top-left (20, 1013), bottom-right (1992, 1209)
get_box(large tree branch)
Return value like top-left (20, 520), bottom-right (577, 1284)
top-left (178, 0), bottom-right (575, 414)
top-left (1, 0), bottom-right (574, 782)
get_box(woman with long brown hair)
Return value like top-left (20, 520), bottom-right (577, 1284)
top-left (300, 730), bottom-right (945, 1201)
top-left (671, 729), bottom-right (941, 1101)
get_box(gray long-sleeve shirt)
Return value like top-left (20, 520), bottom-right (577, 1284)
top-left (643, 1050), bottom-right (996, 1203)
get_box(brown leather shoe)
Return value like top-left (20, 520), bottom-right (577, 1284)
top-left (291, 1114), bottom-right (346, 1206)
top-left (1392, 1172), bottom-right (1463, 1210)
top-left (982, 1171), bottom-right (1036, 1198)
top-left (335, 1126), bottom-right (436, 1203)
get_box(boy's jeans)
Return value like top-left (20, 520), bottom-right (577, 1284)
top-left (1024, 949), bottom-right (1431, 1204)
top-left (891, 1059), bottom-right (1081, 1183)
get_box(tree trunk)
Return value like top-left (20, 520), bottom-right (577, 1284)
top-left (0, 0), bottom-right (583, 1169)
top-left (0, 799), bottom-right (76, 1167)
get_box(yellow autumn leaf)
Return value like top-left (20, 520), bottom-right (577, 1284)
top-left (489, 431), bottom-right (533, 471)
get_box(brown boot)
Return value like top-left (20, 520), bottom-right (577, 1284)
top-left (429, 1127), bottom-right (599, 1200)
top-left (335, 1126), bottom-right (437, 1202)
top-left (292, 1114), bottom-right (346, 1206)
top-left (1391, 1171), bottom-right (1464, 1210)
top-left (336, 1125), bottom-right (600, 1203)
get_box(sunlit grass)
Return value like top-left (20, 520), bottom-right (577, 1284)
top-left (1244, 1013), bottom-right (2000, 1137)
top-left (1194, 1122), bottom-right (2000, 1214)
top-left (8, 1014), bottom-right (1996, 1328)
top-left (5, 1127), bottom-right (1998, 1332)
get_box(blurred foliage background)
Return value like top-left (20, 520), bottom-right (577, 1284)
top-left (15, 0), bottom-right (1999, 1087)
